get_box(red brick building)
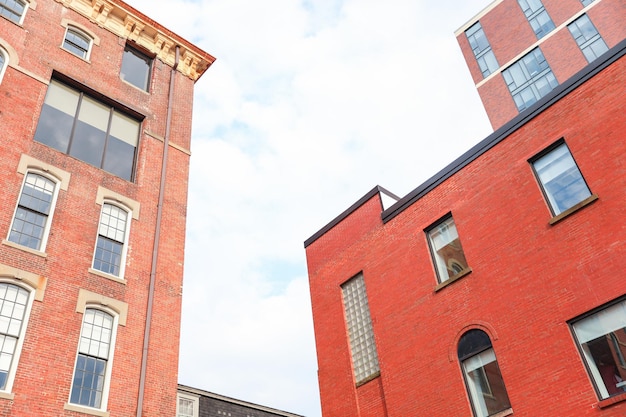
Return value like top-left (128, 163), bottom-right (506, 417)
top-left (0, 0), bottom-right (213, 416)
top-left (455, 0), bottom-right (626, 129)
top-left (305, 7), bottom-right (626, 417)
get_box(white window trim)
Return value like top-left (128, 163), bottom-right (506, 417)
top-left (177, 392), bottom-right (200, 417)
top-left (0, 0), bottom-right (36, 26)
top-left (60, 19), bottom-right (100, 61)
top-left (89, 203), bottom-right (132, 282)
top-left (0, 46), bottom-right (7, 83)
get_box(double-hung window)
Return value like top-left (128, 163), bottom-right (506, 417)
top-left (568, 14), bottom-right (608, 63)
top-left (503, 48), bottom-right (558, 112)
top-left (92, 203), bottom-right (129, 278)
top-left (459, 330), bottom-right (512, 417)
top-left (62, 27), bottom-right (93, 60)
top-left (0, 47), bottom-right (7, 83)
top-left (177, 393), bottom-right (199, 417)
top-left (466, 22), bottom-right (499, 78)
top-left (530, 142), bottom-right (592, 216)
top-left (120, 45), bottom-right (152, 91)
top-left (342, 273), bottom-right (380, 384)
top-left (427, 215), bottom-right (470, 285)
top-left (8, 172), bottom-right (58, 251)
top-left (517, 0), bottom-right (555, 39)
top-left (34, 79), bottom-right (141, 181)
top-left (571, 299), bottom-right (626, 399)
top-left (0, 0), bottom-right (26, 24)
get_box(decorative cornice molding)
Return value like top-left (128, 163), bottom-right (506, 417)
top-left (55, 0), bottom-right (215, 81)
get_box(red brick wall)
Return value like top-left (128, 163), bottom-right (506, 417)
top-left (0, 0), bottom-right (197, 415)
top-left (306, 47), bottom-right (626, 416)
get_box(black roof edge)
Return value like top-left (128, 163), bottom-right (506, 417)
top-left (381, 38), bottom-right (626, 223)
top-left (304, 185), bottom-right (400, 248)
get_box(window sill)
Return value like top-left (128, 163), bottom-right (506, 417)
top-left (64, 403), bottom-right (110, 417)
top-left (88, 268), bottom-right (126, 285)
top-left (598, 392), bottom-right (626, 409)
top-left (491, 408), bottom-right (513, 417)
top-left (2, 240), bottom-right (47, 258)
top-left (0, 391), bottom-right (15, 400)
top-left (549, 194), bottom-right (598, 225)
top-left (434, 268), bottom-right (472, 292)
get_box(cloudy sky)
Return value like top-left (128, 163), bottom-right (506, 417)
top-left (129, 0), bottom-right (496, 416)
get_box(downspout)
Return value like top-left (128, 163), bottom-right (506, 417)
top-left (136, 45), bottom-right (180, 417)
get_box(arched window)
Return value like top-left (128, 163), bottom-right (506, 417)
top-left (0, 46), bottom-right (7, 83)
top-left (458, 330), bottom-right (512, 417)
top-left (0, 0), bottom-right (27, 24)
top-left (92, 203), bottom-right (130, 278)
top-left (62, 26), bottom-right (93, 60)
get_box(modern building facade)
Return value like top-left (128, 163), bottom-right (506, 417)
top-left (177, 384), bottom-right (305, 417)
top-left (0, 0), bottom-right (214, 416)
top-left (305, 5), bottom-right (626, 417)
top-left (456, 0), bottom-right (626, 129)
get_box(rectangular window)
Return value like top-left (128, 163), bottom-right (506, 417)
top-left (120, 45), bottom-right (152, 91)
top-left (503, 48), bottom-right (558, 112)
top-left (0, 0), bottom-right (26, 24)
top-left (34, 79), bottom-right (140, 181)
top-left (427, 215), bottom-right (469, 284)
top-left (466, 22), bottom-right (499, 78)
top-left (568, 14), bottom-right (608, 63)
top-left (517, 0), bottom-right (555, 39)
top-left (571, 299), bottom-right (626, 399)
top-left (581, 0), bottom-right (594, 6)
top-left (177, 393), bottom-right (199, 417)
top-left (531, 142), bottom-right (592, 216)
top-left (342, 273), bottom-right (379, 384)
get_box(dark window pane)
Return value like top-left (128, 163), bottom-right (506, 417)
top-left (120, 47), bottom-right (151, 91)
top-left (33, 105), bottom-right (74, 153)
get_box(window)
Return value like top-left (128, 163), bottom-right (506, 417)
top-left (34, 79), bottom-right (141, 181)
top-left (581, 0), bottom-right (595, 6)
top-left (427, 215), bottom-right (469, 285)
top-left (466, 22), bottom-right (499, 78)
top-left (0, 0), bottom-right (26, 24)
top-left (568, 14), bottom-right (608, 63)
top-left (0, 283), bottom-right (33, 392)
top-left (93, 203), bottom-right (129, 277)
top-left (517, 0), bottom-right (555, 39)
top-left (0, 47), bottom-right (7, 83)
top-left (459, 330), bottom-right (512, 417)
top-left (69, 308), bottom-right (116, 409)
top-left (177, 393), bottom-right (199, 417)
top-left (8, 172), bottom-right (58, 251)
top-left (63, 27), bottom-right (93, 60)
top-left (503, 48), bottom-right (558, 112)
top-left (571, 299), bottom-right (626, 399)
top-left (531, 142), bottom-right (592, 216)
top-left (120, 45), bottom-right (152, 91)
top-left (342, 273), bottom-right (379, 384)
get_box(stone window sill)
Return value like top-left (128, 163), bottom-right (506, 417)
top-left (549, 194), bottom-right (598, 225)
top-left (598, 392), bottom-right (626, 409)
top-left (434, 268), bottom-right (472, 292)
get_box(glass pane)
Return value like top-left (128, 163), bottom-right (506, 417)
top-left (33, 81), bottom-right (79, 153)
top-left (464, 348), bottom-right (512, 417)
top-left (428, 217), bottom-right (469, 282)
top-left (70, 97), bottom-right (109, 167)
top-left (120, 47), bottom-right (151, 91)
top-left (63, 28), bottom-right (91, 59)
top-left (0, 0), bottom-right (25, 23)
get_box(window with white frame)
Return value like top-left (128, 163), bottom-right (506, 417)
top-left (0, 46), bottom-right (7, 83)
top-left (571, 299), bottom-right (626, 399)
top-left (568, 14), bottom-right (608, 64)
top-left (8, 172), bottom-right (59, 251)
top-left (0, 0), bottom-right (27, 24)
top-left (459, 330), bottom-right (512, 417)
top-left (341, 273), bottom-right (380, 384)
top-left (466, 22), bottom-right (499, 78)
top-left (69, 308), bottom-right (116, 410)
top-left (530, 141), bottom-right (592, 216)
top-left (426, 215), bottom-right (470, 285)
top-left (503, 47), bottom-right (558, 112)
top-left (120, 45), bottom-right (152, 91)
top-left (92, 203), bottom-right (129, 277)
top-left (517, 0), bottom-right (555, 39)
top-left (177, 392), bottom-right (199, 417)
top-left (62, 26), bottom-right (93, 60)
top-left (0, 282), bottom-right (33, 393)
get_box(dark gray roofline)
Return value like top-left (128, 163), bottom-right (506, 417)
top-left (177, 384), bottom-right (306, 417)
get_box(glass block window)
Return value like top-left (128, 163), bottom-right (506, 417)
top-left (568, 14), bottom-right (608, 63)
top-left (531, 142), bottom-right (592, 216)
top-left (0, 283), bottom-right (30, 391)
top-left (120, 45), bottom-right (152, 91)
top-left (466, 22), bottom-right (499, 78)
top-left (342, 273), bottom-right (379, 384)
top-left (571, 299), bottom-right (626, 399)
top-left (503, 48), bottom-right (558, 112)
top-left (517, 0), bottom-right (555, 39)
top-left (8, 173), bottom-right (57, 251)
top-left (93, 204), bottom-right (128, 277)
top-left (70, 309), bottom-right (114, 409)
top-left (0, 0), bottom-right (26, 24)
top-left (63, 27), bottom-right (93, 60)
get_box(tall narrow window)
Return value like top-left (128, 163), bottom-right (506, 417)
top-left (571, 299), bottom-right (626, 399)
top-left (0, 0), bottom-right (26, 24)
top-left (0, 46), bottom-right (7, 83)
top-left (34, 79), bottom-right (141, 181)
top-left (0, 283), bottom-right (32, 392)
top-left (459, 330), bottom-right (512, 417)
top-left (503, 48), bottom-right (558, 112)
top-left (517, 0), bottom-right (555, 39)
top-left (70, 308), bottom-right (115, 409)
top-left (120, 45), bottom-right (152, 91)
top-left (427, 215), bottom-right (470, 285)
top-left (8, 172), bottom-right (58, 251)
top-left (63, 27), bottom-right (93, 60)
top-left (568, 14), bottom-right (608, 63)
top-left (93, 203), bottom-right (129, 277)
top-left (466, 22), bottom-right (499, 78)
top-left (531, 142), bottom-right (592, 216)
top-left (342, 273), bottom-right (379, 384)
